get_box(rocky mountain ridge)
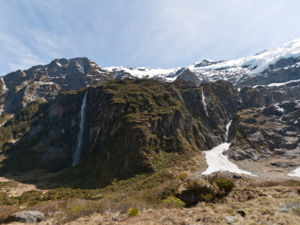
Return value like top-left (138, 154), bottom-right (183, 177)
top-left (2, 39), bottom-right (300, 114)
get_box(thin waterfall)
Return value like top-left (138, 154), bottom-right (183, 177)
top-left (201, 88), bottom-right (209, 117)
top-left (72, 92), bottom-right (88, 167)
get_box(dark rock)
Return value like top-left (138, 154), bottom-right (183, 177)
top-left (175, 68), bottom-right (201, 86)
top-left (236, 210), bottom-right (246, 217)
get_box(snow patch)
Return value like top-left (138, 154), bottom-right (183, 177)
top-left (34, 81), bottom-right (55, 86)
top-left (77, 64), bottom-right (85, 74)
top-left (288, 167), bottom-right (300, 178)
top-left (202, 122), bottom-right (254, 176)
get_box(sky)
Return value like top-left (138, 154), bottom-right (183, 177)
top-left (1, 0), bottom-right (300, 75)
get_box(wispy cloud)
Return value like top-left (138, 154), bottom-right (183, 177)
top-left (0, 0), bottom-right (300, 74)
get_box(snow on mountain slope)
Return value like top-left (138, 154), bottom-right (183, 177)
top-left (191, 38), bottom-right (300, 74)
top-left (104, 66), bottom-right (180, 82)
top-left (103, 38), bottom-right (300, 85)
top-left (253, 78), bottom-right (300, 88)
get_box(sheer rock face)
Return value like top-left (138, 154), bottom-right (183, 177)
top-left (0, 57), bottom-right (113, 114)
top-left (0, 79), bottom-right (241, 180)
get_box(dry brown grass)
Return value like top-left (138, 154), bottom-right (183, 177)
top-left (1, 152), bottom-right (300, 224)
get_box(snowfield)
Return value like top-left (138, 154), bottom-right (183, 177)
top-left (202, 142), bottom-right (254, 176)
top-left (202, 122), bottom-right (254, 176)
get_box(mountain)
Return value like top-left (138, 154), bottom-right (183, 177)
top-left (102, 38), bottom-right (300, 86)
top-left (1, 38), bottom-right (300, 181)
top-left (0, 57), bottom-right (113, 114)
top-left (2, 40), bottom-right (300, 223)
top-left (0, 80), bottom-right (241, 182)
top-left (2, 39), bottom-right (300, 115)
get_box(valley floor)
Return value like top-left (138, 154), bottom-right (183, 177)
top-left (1, 173), bottom-right (300, 225)
top-left (1, 150), bottom-right (300, 224)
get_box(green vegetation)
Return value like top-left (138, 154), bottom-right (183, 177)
top-left (177, 176), bottom-right (235, 207)
top-left (212, 176), bottom-right (235, 195)
top-left (161, 196), bottom-right (185, 208)
top-left (0, 100), bottom-right (47, 152)
top-left (127, 207), bottom-right (139, 216)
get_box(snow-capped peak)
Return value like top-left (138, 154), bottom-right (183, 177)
top-left (102, 38), bottom-right (300, 85)
top-left (191, 38), bottom-right (300, 75)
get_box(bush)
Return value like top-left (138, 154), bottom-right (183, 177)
top-left (177, 176), bottom-right (235, 207)
top-left (177, 179), bottom-right (218, 207)
top-left (161, 196), bottom-right (185, 208)
top-left (127, 207), bottom-right (139, 216)
top-left (211, 176), bottom-right (235, 195)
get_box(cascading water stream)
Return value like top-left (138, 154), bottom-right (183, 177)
top-left (201, 88), bottom-right (209, 117)
top-left (72, 92), bottom-right (87, 167)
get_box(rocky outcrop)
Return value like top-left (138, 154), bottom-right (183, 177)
top-left (174, 68), bottom-right (202, 85)
top-left (227, 101), bottom-right (300, 162)
top-left (0, 79), bottom-right (241, 182)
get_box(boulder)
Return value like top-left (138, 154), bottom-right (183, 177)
top-left (6, 211), bottom-right (44, 223)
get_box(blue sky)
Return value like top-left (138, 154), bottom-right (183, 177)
top-left (1, 0), bottom-right (300, 75)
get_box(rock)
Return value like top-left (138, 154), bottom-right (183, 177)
top-left (227, 102), bottom-right (300, 165)
top-left (278, 207), bottom-right (290, 213)
top-left (6, 211), bottom-right (44, 223)
top-left (175, 68), bottom-right (202, 86)
top-left (111, 212), bottom-right (120, 221)
top-left (1, 57), bottom-right (113, 114)
top-left (225, 216), bottom-right (237, 224)
top-left (236, 210), bottom-right (246, 217)
top-left (270, 161), bottom-right (300, 168)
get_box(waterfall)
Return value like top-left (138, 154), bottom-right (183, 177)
top-left (72, 92), bottom-right (88, 167)
top-left (201, 88), bottom-right (209, 117)
top-left (225, 120), bottom-right (232, 141)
